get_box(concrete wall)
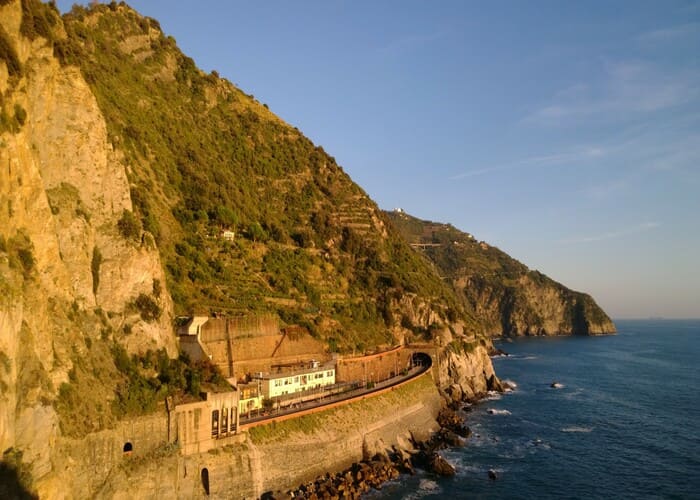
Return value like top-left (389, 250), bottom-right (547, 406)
top-left (188, 317), bottom-right (329, 380)
top-left (336, 346), bottom-right (412, 384)
top-left (199, 316), bottom-right (279, 343)
top-left (172, 391), bottom-right (240, 455)
top-left (75, 373), bottom-right (442, 499)
top-left (52, 411), bottom-right (170, 498)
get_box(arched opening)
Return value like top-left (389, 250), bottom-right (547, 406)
top-left (411, 352), bottom-right (432, 368)
top-left (201, 467), bottom-right (210, 496)
top-left (123, 442), bottom-right (133, 455)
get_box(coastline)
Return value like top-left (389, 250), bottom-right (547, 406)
top-left (269, 390), bottom-right (499, 499)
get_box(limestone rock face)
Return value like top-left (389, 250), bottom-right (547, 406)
top-left (385, 210), bottom-right (616, 337)
top-left (1, 2), bottom-right (511, 497)
top-left (436, 343), bottom-right (501, 401)
top-left (0, 2), bottom-right (175, 495)
top-left (464, 273), bottom-right (616, 336)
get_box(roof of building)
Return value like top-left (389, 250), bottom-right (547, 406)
top-left (252, 361), bottom-right (335, 380)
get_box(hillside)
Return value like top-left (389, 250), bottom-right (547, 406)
top-left (52, 1), bottom-right (484, 352)
top-left (386, 210), bottom-right (616, 336)
top-left (0, 1), bottom-right (483, 487)
top-left (0, 1), bottom-right (612, 496)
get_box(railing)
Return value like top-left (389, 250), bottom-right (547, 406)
top-left (239, 355), bottom-right (432, 427)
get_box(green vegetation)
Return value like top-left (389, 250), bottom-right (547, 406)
top-left (446, 338), bottom-right (479, 355)
top-left (0, 100), bottom-right (27, 135)
top-left (385, 211), bottom-right (613, 335)
top-left (56, 338), bottom-right (231, 434)
top-left (56, 3), bottom-right (471, 350)
top-left (117, 209), bottom-right (141, 241)
top-left (0, 25), bottom-right (21, 79)
top-left (110, 345), bottom-right (229, 418)
top-left (249, 373), bottom-right (435, 444)
top-left (132, 293), bottom-right (161, 322)
top-left (5, 231), bottom-right (35, 280)
top-left (19, 0), bottom-right (59, 42)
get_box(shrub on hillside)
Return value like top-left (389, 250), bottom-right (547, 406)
top-left (133, 293), bottom-right (161, 321)
top-left (117, 209), bottom-right (141, 241)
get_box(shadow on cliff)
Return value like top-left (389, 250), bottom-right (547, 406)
top-left (0, 461), bottom-right (38, 500)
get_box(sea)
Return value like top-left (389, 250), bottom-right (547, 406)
top-left (368, 319), bottom-right (700, 499)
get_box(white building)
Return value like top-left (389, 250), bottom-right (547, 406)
top-left (253, 362), bottom-right (336, 400)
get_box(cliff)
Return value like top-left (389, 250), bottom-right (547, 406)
top-left (0, 1), bottom-right (615, 496)
top-left (0, 2), bottom-right (500, 497)
top-left (53, 1), bottom-right (479, 352)
top-left (386, 211), bottom-right (616, 336)
top-left (1, 1), bottom-right (177, 496)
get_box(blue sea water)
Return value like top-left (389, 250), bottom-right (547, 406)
top-left (369, 320), bottom-right (700, 499)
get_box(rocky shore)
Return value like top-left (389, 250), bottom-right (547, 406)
top-left (262, 407), bottom-right (474, 499)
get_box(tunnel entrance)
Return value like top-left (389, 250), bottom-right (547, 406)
top-left (123, 442), bottom-right (133, 455)
top-left (411, 352), bottom-right (432, 368)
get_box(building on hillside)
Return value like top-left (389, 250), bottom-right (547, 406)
top-left (252, 361), bottom-right (335, 400)
top-left (237, 381), bottom-right (264, 416)
top-left (222, 230), bottom-right (235, 241)
top-left (171, 390), bottom-right (240, 455)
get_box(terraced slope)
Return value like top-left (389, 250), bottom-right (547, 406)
top-left (386, 210), bottom-right (615, 336)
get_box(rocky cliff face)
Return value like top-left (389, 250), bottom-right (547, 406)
top-left (0, 1), bottom-right (597, 497)
top-left (462, 272), bottom-right (616, 336)
top-left (0, 1), bottom-right (175, 495)
top-left (437, 343), bottom-right (502, 401)
top-left (0, 2), bottom-right (499, 496)
top-left (386, 211), bottom-right (616, 337)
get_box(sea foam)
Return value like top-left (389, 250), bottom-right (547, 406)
top-left (561, 426), bottom-right (594, 433)
top-left (487, 408), bottom-right (511, 416)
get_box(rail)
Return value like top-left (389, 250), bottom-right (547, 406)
top-left (239, 353), bottom-right (433, 428)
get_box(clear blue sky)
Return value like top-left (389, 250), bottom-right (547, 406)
top-left (57, 1), bottom-right (700, 319)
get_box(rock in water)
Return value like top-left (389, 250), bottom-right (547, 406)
top-left (488, 469), bottom-right (498, 480)
top-left (428, 454), bottom-right (456, 476)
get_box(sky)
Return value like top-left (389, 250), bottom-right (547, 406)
top-left (56, 1), bottom-right (700, 319)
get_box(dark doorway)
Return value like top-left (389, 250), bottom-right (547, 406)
top-left (123, 442), bottom-right (133, 455)
top-left (201, 468), bottom-right (210, 496)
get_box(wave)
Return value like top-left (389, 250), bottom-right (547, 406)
top-left (529, 438), bottom-right (551, 450)
top-left (482, 391), bottom-right (502, 401)
top-left (502, 379), bottom-right (518, 392)
top-left (496, 354), bottom-right (538, 361)
top-left (487, 408), bottom-right (511, 416)
top-left (550, 382), bottom-right (565, 389)
top-left (449, 458), bottom-right (507, 479)
top-left (561, 426), bottom-right (594, 433)
top-left (564, 388), bottom-right (584, 400)
top-left (402, 479), bottom-right (442, 499)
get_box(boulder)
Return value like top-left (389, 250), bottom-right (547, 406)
top-left (428, 454), bottom-right (456, 476)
